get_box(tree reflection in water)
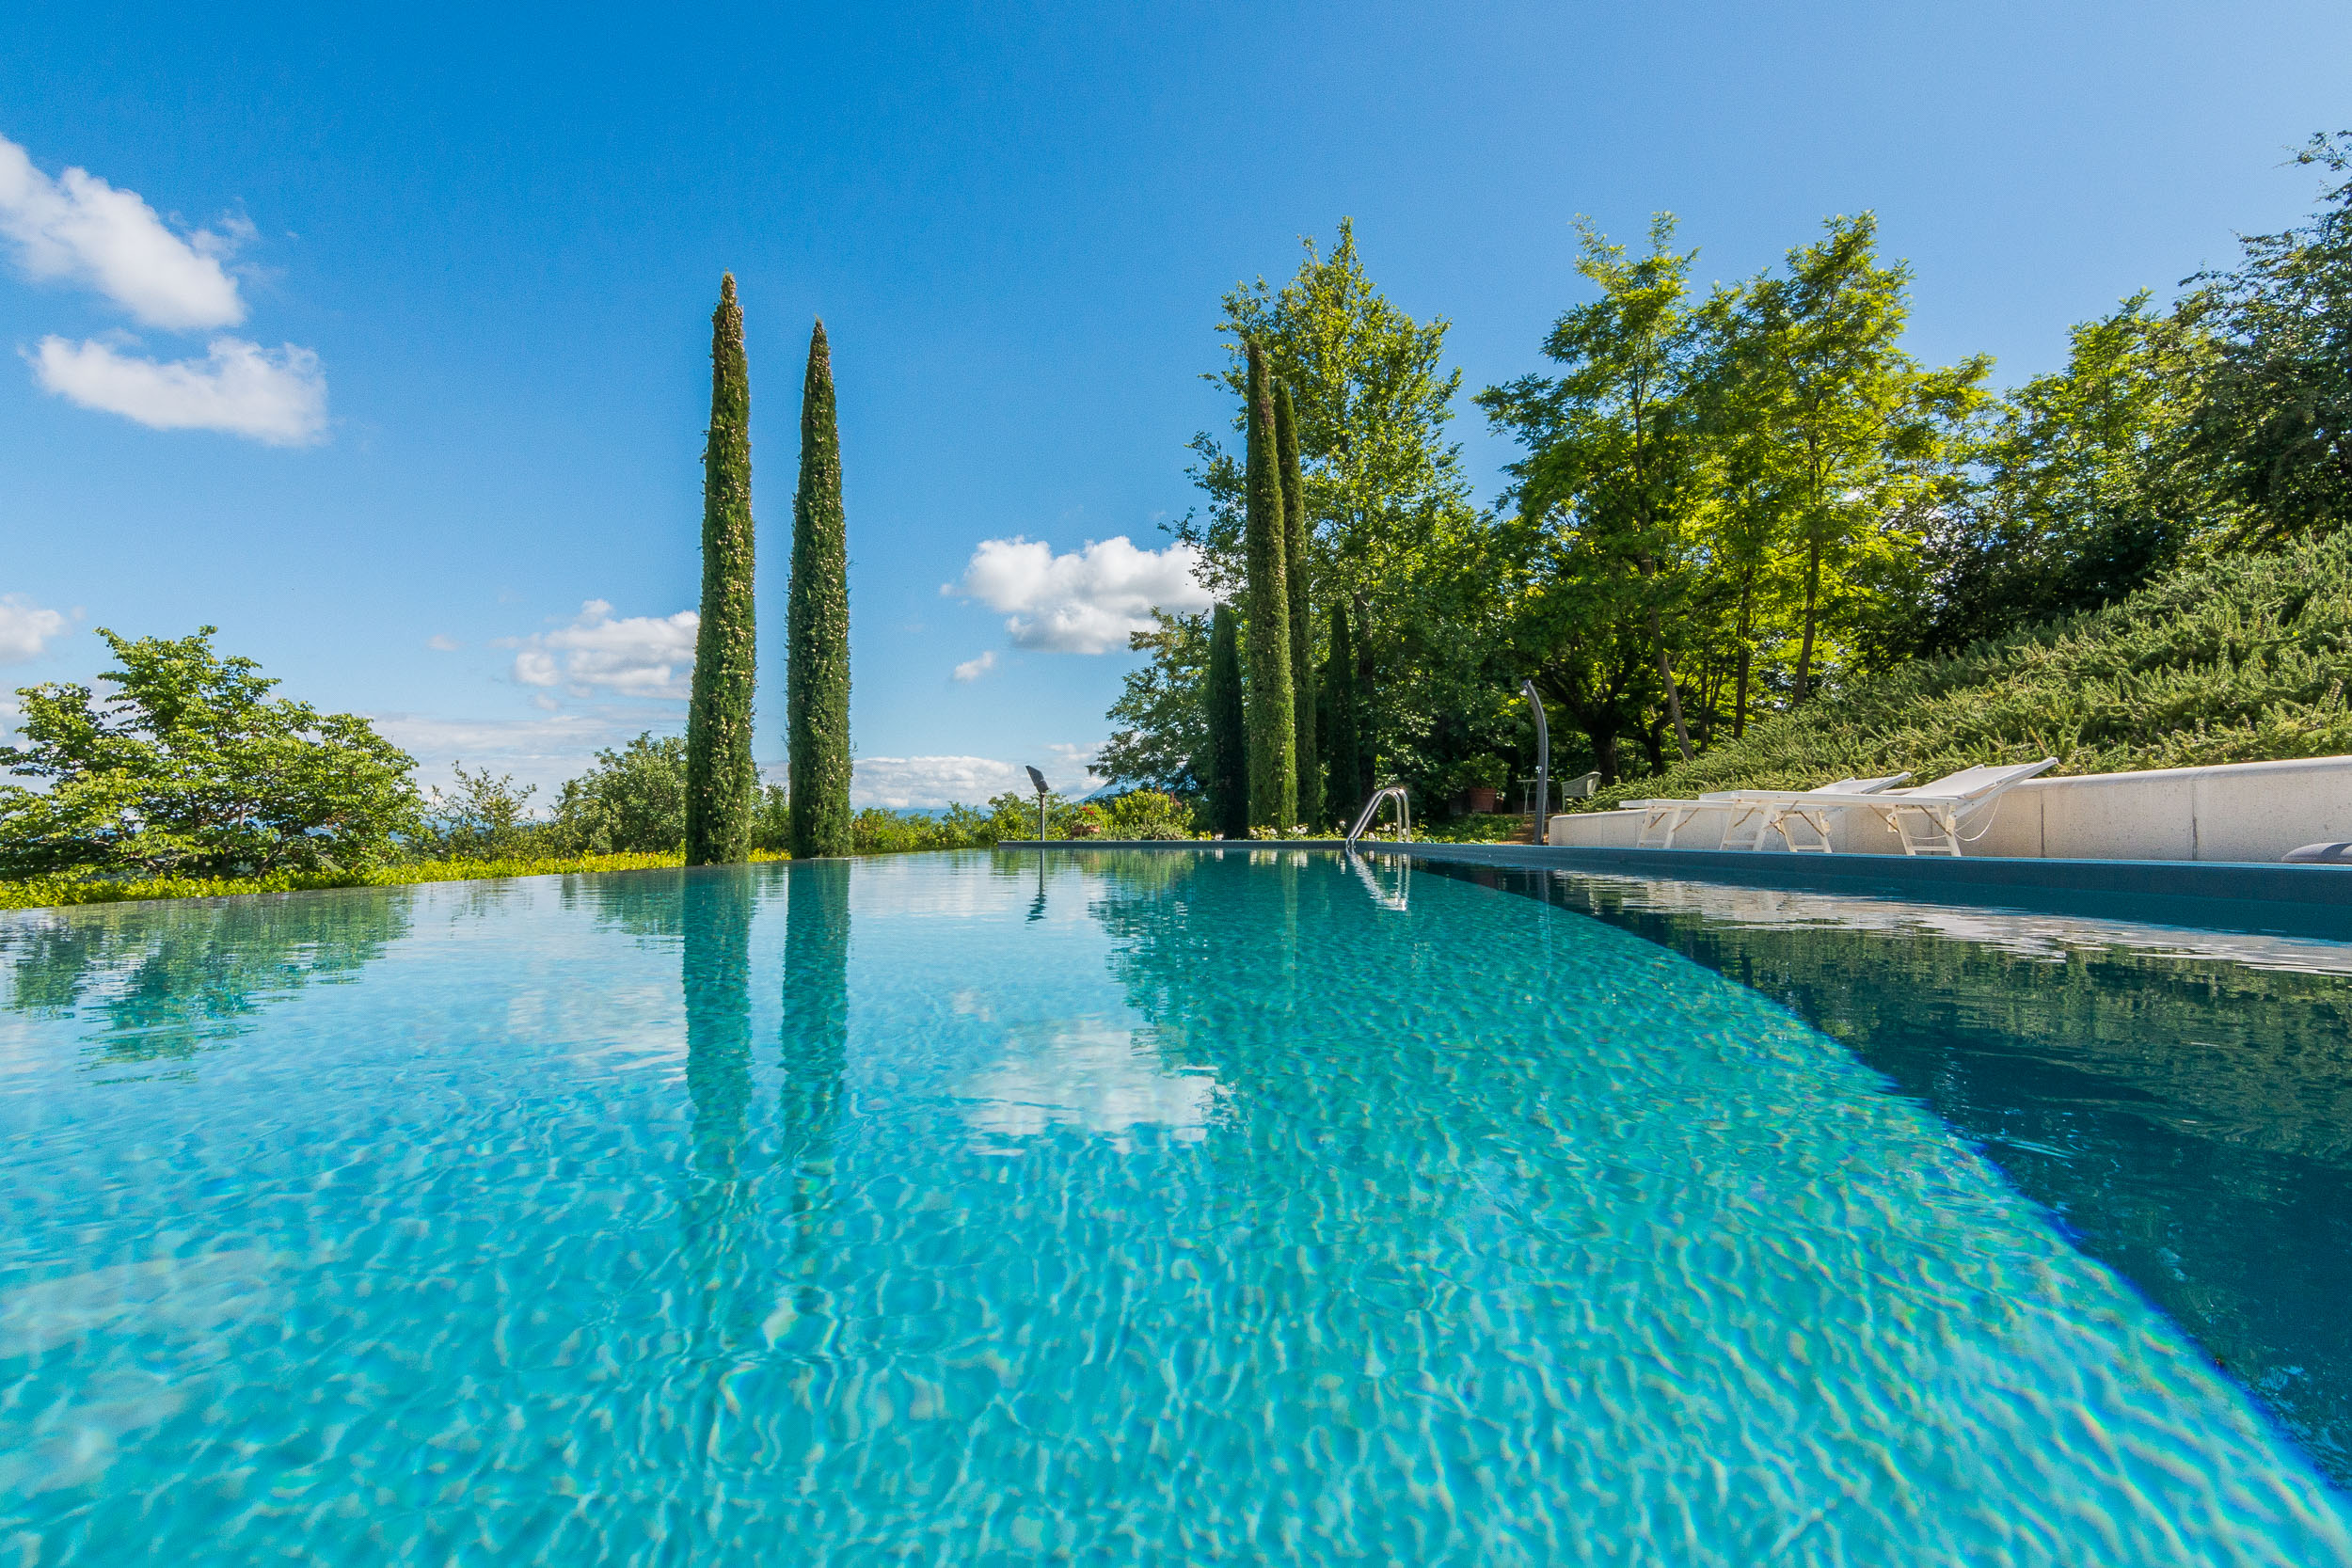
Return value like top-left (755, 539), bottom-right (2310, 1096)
top-left (781, 860), bottom-right (851, 1243)
top-left (0, 890), bottom-right (411, 1072)
top-left (678, 864), bottom-right (759, 1359)
top-left (1450, 862), bottom-right (2352, 1487)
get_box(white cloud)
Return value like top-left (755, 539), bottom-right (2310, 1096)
top-left (0, 134), bottom-right (246, 329)
top-left (952, 649), bottom-right (996, 682)
top-left (946, 535), bottom-right (1210, 654)
top-left (0, 594), bottom-right (72, 664)
top-left (510, 599), bottom-right (698, 698)
top-left (852, 751), bottom-right (1101, 810)
top-left (426, 634), bottom-right (461, 652)
top-left (31, 336), bottom-right (326, 445)
top-left (367, 710), bottom-right (660, 800)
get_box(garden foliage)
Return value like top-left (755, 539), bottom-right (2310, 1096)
top-left (0, 627), bottom-right (420, 879)
top-left (1574, 531), bottom-right (2352, 810)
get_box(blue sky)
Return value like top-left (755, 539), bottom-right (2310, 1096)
top-left (4, 2), bottom-right (2347, 807)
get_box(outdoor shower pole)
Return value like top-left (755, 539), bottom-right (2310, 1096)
top-left (1025, 765), bottom-right (1050, 843)
top-left (1521, 679), bottom-right (1549, 840)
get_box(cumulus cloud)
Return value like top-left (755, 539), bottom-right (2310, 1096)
top-left (952, 650), bottom-right (997, 682)
top-left (852, 751), bottom-right (1102, 810)
top-left (0, 134), bottom-right (246, 329)
top-left (0, 594), bottom-right (72, 664)
top-left (510, 600), bottom-right (698, 698)
top-left (31, 336), bottom-right (327, 445)
top-left (946, 536), bottom-right (1210, 654)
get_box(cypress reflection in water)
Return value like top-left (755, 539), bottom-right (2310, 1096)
top-left (1450, 863), bottom-right (2352, 1486)
top-left (680, 864), bottom-right (757, 1354)
top-left (781, 860), bottom-right (850, 1242)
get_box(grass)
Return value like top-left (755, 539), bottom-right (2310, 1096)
top-left (1575, 532), bottom-right (2352, 813)
top-left (0, 848), bottom-right (794, 912)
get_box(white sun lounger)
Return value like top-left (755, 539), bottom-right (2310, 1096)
top-left (1795, 758), bottom-right (2059, 856)
top-left (1708, 772), bottom-right (1915, 852)
top-left (1622, 773), bottom-right (1910, 850)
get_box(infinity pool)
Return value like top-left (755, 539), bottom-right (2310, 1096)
top-left (3, 850), bottom-right (2348, 1564)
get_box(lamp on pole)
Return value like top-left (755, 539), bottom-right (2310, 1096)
top-left (1520, 679), bottom-right (1549, 840)
top-left (1025, 765), bottom-right (1050, 843)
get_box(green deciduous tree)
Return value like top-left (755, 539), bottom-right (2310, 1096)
top-left (1923, 295), bottom-right (2218, 652)
top-left (1276, 383), bottom-right (1319, 826)
top-left (1170, 220), bottom-right (1478, 801)
top-left (0, 627), bottom-right (421, 878)
top-left (789, 319), bottom-right (852, 858)
top-left (1100, 610), bottom-right (1209, 793)
top-left (1321, 599), bottom-right (1363, 820)
top-left (686, 274), bottom-right (759, 865)
top-left (1727, 214), bottom-right (1987, 703)
top-left (1242, 341), bottom-right (1295, 828)
top-left (554, 732), bottom-right (689, 853)
top-left (2177, 132), bottom-right (2352, 543)
top-left (1203, 602), bottom-right (1248, 838)
top-left (1480, 216), bottom-right (1708, 764)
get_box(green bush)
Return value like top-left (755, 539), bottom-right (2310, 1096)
top-left (552, 733), bottom-right (689, 853)
top-left (421, 763), bottom-right (547, 860)
top-left (1098, 789), bottom-right (1194, 839)
top-left (0, 627), bottom-right (421, 879)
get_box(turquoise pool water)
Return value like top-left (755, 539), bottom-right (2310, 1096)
top-left (3, 850), bottom-right (2349, 1564)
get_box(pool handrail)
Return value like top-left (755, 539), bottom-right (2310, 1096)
top-left (1346, 785), bottom-right (1412, 849)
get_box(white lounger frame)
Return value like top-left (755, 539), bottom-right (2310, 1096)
top-left (1624, 760), bottom-right (2058, 856)
top-left (1839, 759), bottom-right (2059, 856)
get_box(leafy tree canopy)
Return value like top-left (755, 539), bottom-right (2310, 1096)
top-left (0, 627), bottom-right (421, 879)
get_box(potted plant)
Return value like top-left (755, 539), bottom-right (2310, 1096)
top-left (1454, 755), bottom-right (1509, 816)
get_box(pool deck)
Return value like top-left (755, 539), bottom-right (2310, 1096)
top-left (998, 839), bottom-right (2352, 938)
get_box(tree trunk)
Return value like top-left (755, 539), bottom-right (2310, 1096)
top-left (1352, 590), bottom-right (1376, 798)
top-left (1733, 571), bottom-right (1755, 739)
top-left (1793, 532), bottom-right (1823, 705)
top-left (1648, 604), bottom-right (1694, 762)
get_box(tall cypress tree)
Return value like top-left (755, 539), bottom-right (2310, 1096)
top-left (1323, 600), bottom-right (1360, 824)
top-left (1242, 342), bottom-right (1295, 830)
top-left (1275, 384), bottom-right (1319, 829)
top-left (787, 320), bottom-right (852, 858)
top-left (1203, 603), bottom-right (1249, 840)
top-left (685, 274), bottom-right (757, 865)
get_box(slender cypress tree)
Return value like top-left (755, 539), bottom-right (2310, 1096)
top-left (1352, 590), bottom-right (1377, 801)
top-left (1275, 384), bottom-right (1318, 830)
top-left (1323, 600), bottom-right (1360, 823)
top-left (685, 275), bottom-right (757, 865)
top-left (1203, 603), bottom-right (1249, 839)
top-left (787, 320), bottom-right (852, 858)
top-left (1242, 342), bottom-right (1295, 830)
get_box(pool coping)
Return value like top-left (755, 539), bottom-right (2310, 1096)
top-left (996, 838), bottom-right (2352, 936)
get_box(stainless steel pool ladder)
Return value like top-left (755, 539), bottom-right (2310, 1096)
top-left (1345, 785), bottom-right (1412, 849)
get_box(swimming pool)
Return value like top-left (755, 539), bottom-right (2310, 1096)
top-left (3, 850), bottom-right (2347, 1563)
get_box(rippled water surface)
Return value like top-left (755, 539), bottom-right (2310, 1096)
top-left (3, 850), bottom-right (2349, 1564)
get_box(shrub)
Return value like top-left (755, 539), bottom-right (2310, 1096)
top-left (421, 763), bottom-right (546, 860)
top-left (553, 733), bottom-right (689, 853)
top-left (0, 627), bottom-right (421, 879)
top-left (1100, 789), bottom-right (1193, 839)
